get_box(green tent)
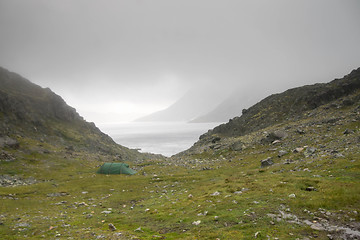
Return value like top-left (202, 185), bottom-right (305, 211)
top-left (97, 163), bottom-right (137, 175)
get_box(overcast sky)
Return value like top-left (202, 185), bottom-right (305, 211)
top-left (0, 0), bottom-right (359, 123)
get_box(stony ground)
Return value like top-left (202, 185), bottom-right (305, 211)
top-left (1, 99), bottom-right (359, 239)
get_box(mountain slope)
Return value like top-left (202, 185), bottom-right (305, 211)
top-left (206, 68), bottom-right (360, 138)
top-left (135, 88), bottom-right (226, 122)
top-left (190, 87), bottom-right (262, 123)
top-left (0, 66), bottom-right (154, 161)
top-left (178, 67), bottom-right (360, 155)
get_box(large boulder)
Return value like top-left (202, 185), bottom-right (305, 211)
top-left (0, 136), bottom-right (19, 149)
top-left (230, 141), bottom-right (243, 151)
top-left (261, 157), bottom-right (274, 168)
top-left (261, 130), bottom-right (288, 144)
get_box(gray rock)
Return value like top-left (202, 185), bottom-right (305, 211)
top-left (55, 201), bottom-right (67, 205)
top-left (324, 118), bottom-right (340, 124)
top-left (230, 141), bottom-right (243, 151)
top-left (108, 223), bottom-right (116, 231)
top-left (261, 157), bottom-right (274, 168)
top-left (65, 146), bottom-right (74, 151)
top-left (134, 227), bottom-right (143, 232)
top-left (47, 192), bottom-right (68, 197)
top-left (283, 159), bottom-right (294, 165)
top-left (296, 129), bottom-right (305, 134)
top-left (334, 153), bottom-right (345, 158)
top-left (261, 131), bottom-right (288, 144)
top-left (0, 137), bottom-right (19, 149)
top-left (343, 129), bottom-right (353, 134)
top-left (42, 149), bottom-right (50, 154)
top-left (304, 147), bottom-right (316, 157)
top-left (0, 175), bottom-right (37, 187)
top-left (15, 222), bottom-right (30, 228)
top-left (209, 144), bottom-right (222, 150)
top-left (0, 151), bottom-right (15, 162)
top-left (278, 150), bottom-right (288, 157)
top-left (305, 187), bottom-right (317, 191)
top-left (310, 223), bottom-right (325, 231)
top-left (294, 147), bottom-right (304, 153)
top-left (210, 191), bottom-right (221, 196)
top-left (342, 99), bottom-right (354, 106)
top-left (211, 137), bottom-right (221, 143)
top-left (272, 130), bottom-right (288, 139)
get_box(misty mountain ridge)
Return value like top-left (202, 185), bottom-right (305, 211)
top-left (136, 82), bottom-right (302, 124)
top-left (190, 86), bottom-right (264, 123)
top-left (135, 87), bottom-right (229, 122)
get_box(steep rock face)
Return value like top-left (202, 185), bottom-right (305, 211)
top-left (201, 67), bottom-right (360, 138)
top-left (0, 67), bottom-right (81, 123)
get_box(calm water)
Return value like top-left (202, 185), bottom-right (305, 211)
top-left (98, 122), bottom-right (222, 157)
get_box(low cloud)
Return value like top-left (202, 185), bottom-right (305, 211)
top-left (1, 0), bottom-right (359, 122)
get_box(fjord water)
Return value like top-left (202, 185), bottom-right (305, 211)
top-left (98, 122), bottom-right (223, 157)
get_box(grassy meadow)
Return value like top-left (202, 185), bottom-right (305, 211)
top-left (1, 114), bottom-right (359, 239)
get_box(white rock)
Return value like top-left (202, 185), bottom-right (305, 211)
top-left (134, 227), bottom-right (143, 232)
top-left (192, 220), bottom-right (201, 226)
top-left (210, 191), bottom-right (220, 196)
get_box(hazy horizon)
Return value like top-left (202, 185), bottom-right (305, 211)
top-left (1, 0), bottom-right (360, 124)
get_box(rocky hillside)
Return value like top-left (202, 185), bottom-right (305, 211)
top-left (206, 68), bottom-right (359, 137)
top-left (0, 66), bottom-right (154, 161)
top-left (178, 67), bottom-right (360, 155)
